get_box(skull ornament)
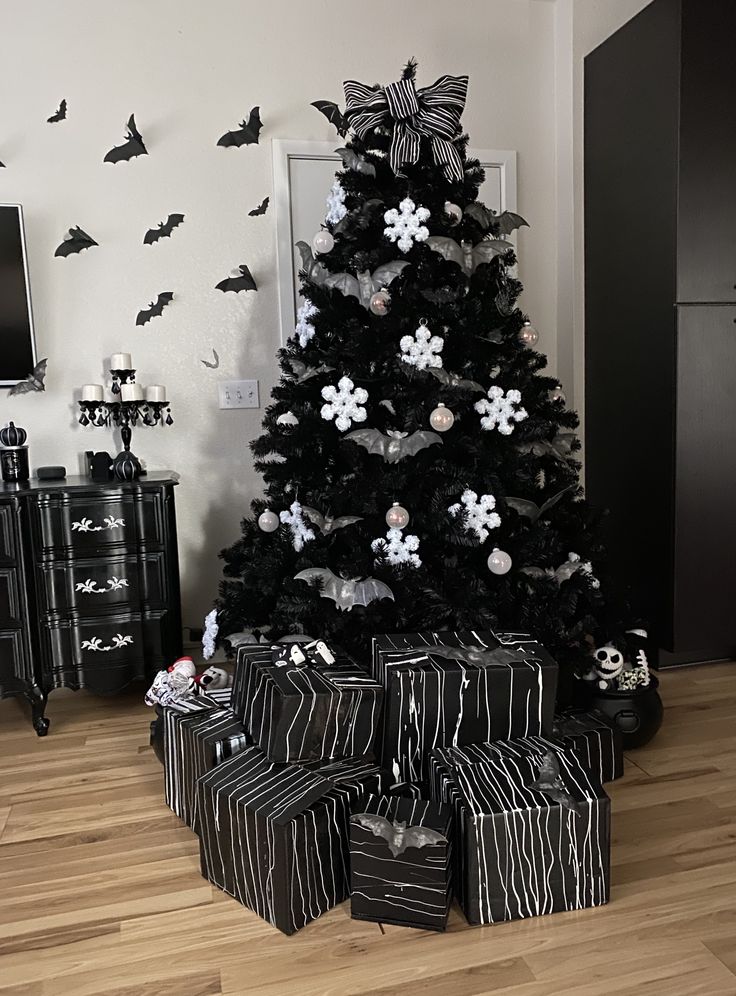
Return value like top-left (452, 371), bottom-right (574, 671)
top-left (592, 645), bottom-right (625, 688)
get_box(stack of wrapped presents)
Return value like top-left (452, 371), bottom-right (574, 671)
top-left (158, 632), bottom-right (622, 935)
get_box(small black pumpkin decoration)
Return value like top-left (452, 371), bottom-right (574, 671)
top-left (0, 421), bottom-right (27, 447)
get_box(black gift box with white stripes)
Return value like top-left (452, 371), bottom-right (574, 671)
top-left (372, 631), bottom-right (558, 785)
top-left (350, 795), bottom-right (453, 931)
top-left (196, 746), bottom-right (384, 935)
top-left (231, 645), bottom-right (383, 763)
top-left (552, 708), bottom-right (624, 783)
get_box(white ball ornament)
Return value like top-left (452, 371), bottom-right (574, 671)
top-left (369, 289), bottom-right (391, 316)
top-left (429, 403), bottom-right (455, 432)
top-left (312, 229), bottom-right (335, 255)
top-left (444, 201), bottom-right (462, 226)
top-left (549, 385), bottom-right (566, 404)
top-left (385, 502), bottom-right (410, 529)
top-left (487, 548), bottom-right (512, 575)
top-left (519, 321), bottom-right (539, 347)
top-left (258, 510), bottom-right (280, 533)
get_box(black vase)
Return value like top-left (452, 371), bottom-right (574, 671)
top-left (587, 674), bottom-right (663, 749)
top-left (149, 706), bottom-right (165, 764)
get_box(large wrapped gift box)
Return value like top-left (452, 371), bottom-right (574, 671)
top-left (350, 795), bottom-right (453, 931)
top-left (372, 631), bottom-right (558, 784)
top-left (553, 708), bottom-right (624, 783)
top-left (231, 644), bottom-right (383, 762)
top-left (164, 703), bottom-right (249, 828)
top-left (429, 738), bottom-right (610, 925)
top-left (196, 746), bottom-right (384, 935)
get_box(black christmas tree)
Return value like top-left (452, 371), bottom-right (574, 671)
top-left (217, 61), bottom-right (626, 685)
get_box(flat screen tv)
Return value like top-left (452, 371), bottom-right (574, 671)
top-left (0, 205), bottom-right (37, 387)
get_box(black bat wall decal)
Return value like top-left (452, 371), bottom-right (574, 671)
top-left (325, 261), bottom-right (409, 309)
top-left (144, 213), bottom-right (184, 245)
top-left (352, 813), bottom-right (446, 857)
top-left (104, 114), bottom-right (147, 164)
top-left (345, 428), bottom-right (442, 463)
top-left (201, 349), bottom-right (219, 369)
top-left (294, 568), bottom-right (394, 611)
top-left (136, 292), bottom-right (173, 326)
top-left (47, 99), bottom-right (67, 123)
top-left (334, 146), bottom-right (375, 177)
top-left (427, 236), bottom-right (513, 274)
top-left (505, 485), bottom-right (576, 523)
top-left (426, 368), bottom-right (484, 393)
top-left (301, 507), bottom-right (363, 535)
top-left (8, 358), bottom-right (47, 395)
top-left (215, 265), bottom-right (257, 293)
top-left (530, 752), bottom-right (581, 816)
top-left (54, 227), bottom-right (98, 257)
top-left (248, 197), bottom-right (269, 217)
top-left (217, 107), bottom-right (262, 148)
top-left (0, 161), bottom-right (5, 168)
top-left (311, 100), bottom-right (348, 137)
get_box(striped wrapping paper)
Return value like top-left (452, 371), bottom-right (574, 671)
top-left (196, 746), bottom-right (384, 935)
top-left (350, 794), bottom-right (453, 931)
top-left (429, 738), bottom-right (610, 925)
top-left (552, 708), bottom-right (624, 782)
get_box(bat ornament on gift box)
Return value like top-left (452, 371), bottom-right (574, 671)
top-left (529, 753), bottom-right (581, 816)
top-left (413, 643), bottom-right (522, 668)
top-left (352, 813), bottom-right (446, 857)
top-left (295, 567), bottom-right (394, 612)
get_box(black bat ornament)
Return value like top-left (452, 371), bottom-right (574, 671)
top-left (104, 114), bottom-right (147, 164)
top-left (248, 197), bottom-right (269, 216)
top-left (217, 107), bottom-right (262, 148)
top-left (325, 262), bottom-right (409, 309)
top-left (144, 213), bottom-right (184, 245)
top-left (136, 292), bottom-right (174, 326)
top-left (215, 265), bottom-right (257, 293)
top-left (345, 428), bottom-right (442, 463)
top-left (201, 349), bottom-right (219, 369)
top-left (427, 235), bottom-right (514, 274)
top-left (47, 99), bottom-right (67, 123)
top-left (352, 813), bottom-right (446, 857)
top-left (294, 567), bottom-right (394, 611)
top-left (334, 146), bottom-right (375, 177)
top-left (505, 485), bottom-right (577, 524)
top-left (54, 227), bottom-right (98, 257)
top-left (426, 368), bottom-right (485, 393)
top-left (311, 100), bottom-right (348, 137)
top-left (286, 360), bottom-right (335, 384)
top-left (530, 752), bottom-right (581, 816)
top-left (8, 358), bottom-right (47, 396)
top-left (301, 507), bottom-right (363, 535)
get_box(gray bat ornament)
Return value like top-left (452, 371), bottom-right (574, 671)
top-left (295, 241), bottom-right (329, 286)
top-left (286, 360), bottom-right (335, 384)
top-left (413, 644), bottom-right (524, 668)
top-left (505, 485), bottom-right (576, 524)
top-left (8, 358), bottom-right (47, 395)
top-left (334, 146), bottom-right (376, 177)
top-left (324, 261), bottom-right (409, 309)
top-left (345, 428), bottom-right (442, 463)
top-left (529, 752), bottom-right (581, 816)
top-left (301, 507), bottom-right (363, 535)
top-left (427, 236), bottom-right (514, 274)
top-left (352, 813), bottom-right (446, 857)
top-left (517, 433), bottom-right (576, 462)
top-left (426, 368), bottom-right (485, 393)
top-left (294, 568), bottom-right (394, 612)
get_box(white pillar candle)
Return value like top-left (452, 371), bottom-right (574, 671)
top-left (120, 383), bottom-right (144, 402)
top-left (81, 384), bottom-right (104, 402)
top-left (111, 353), bottom-right (132, 370)
top-left (145, 385), bottom-right (167, 403)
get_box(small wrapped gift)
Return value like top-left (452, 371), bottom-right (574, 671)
top-left (196, 746), bottom-right (384, 935)
top-left (231, 643), bottom-right (383, 762)
top-left (372, 630), bottom-right (558, 784)
top-left (350, 795), bottom-right (453, 931)
top-left (553, 708), bottom-right (624, 783)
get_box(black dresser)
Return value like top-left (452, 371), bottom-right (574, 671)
top-left (0, 472), bottom-right (182, 734)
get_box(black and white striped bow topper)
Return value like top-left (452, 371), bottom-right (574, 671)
top-left (343, 65), bottom-right (468, 182)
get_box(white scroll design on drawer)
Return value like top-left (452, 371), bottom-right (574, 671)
top-left (81, 634), bottom-right (134, 652)
top-left (75, 576), bottom-right (130, 595)
top-left (71, 515), bottom-right (126, 533)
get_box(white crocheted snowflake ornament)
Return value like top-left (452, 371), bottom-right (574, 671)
top-left (325, 180), bottom-right (347, 225)
top-left (384, 197), bottom-right (430, 253)
top-left (279, 501), bottom-right (316, 552)
top-left (475, 386), bottom-right (528, 435)
top-left (320, 376), bottom-right (368, 432)
top-left (372, 527), bottom-right (422, 568)
top-left (295, 300), bottom-right (318, 348)
top-left (399, 321), bottom-right (444, 371)
top-left (448, 490), bottom-right (501, 542)
top-left (202, 608), bottom-right (219, 661)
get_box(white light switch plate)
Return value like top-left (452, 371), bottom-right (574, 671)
top-left (218, 380), bottom-right (259, 409)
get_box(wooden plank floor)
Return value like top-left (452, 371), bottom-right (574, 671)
top-left (1, 664), bottom-right (735, 996)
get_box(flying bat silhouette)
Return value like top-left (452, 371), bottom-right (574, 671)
top-left (0, 161), bottom-right (5, 168)
top-left (530, 752), bottom-right (581, 816)
top-left (427, 236), bottom-right (514, 274)
top-left (505, 485), bottom-right (577, 523)
top-left (496, 211), bottom-right (530, 236)
top-left (301, 507), bottom-right (363, 535)
top-left (352, 813), bottom-right (446, 857)
top-left (412, 643), bottom-right (524, 668)
top-left (248, 196), bottom-right (269, 217)
top-left (47, 99), bottom-right (67, 123)
top-left (217, 107), bottom-right (262, 148)
top-left (215, 265), bottom-right (257, 293)
top-left (104, 114), bottom-right (147, 164)
top-left (54, 227), bottom-right (98, 257)
top-left (426, 368), bottom-right (484, 393)
top-left (295, 241), bottom-right (329, 286)
top-left (311, 100), bottom-right (348, 137)
top-left (463, 204), bottom-right (529, 237)
top-left (8, 358), bottom-right (47, 396)
top-left (136, 292), bottom-right (174, 326)
top-left (324, 261), bottom-right (409, 309)
top-left (517, 433), bottom-right (576, 462)
top-left (286, 360), bottom-right (335, 384)
top-left (344, 428), bottom-right (442, 463)
top-left (201, 349), bottom-right (219, 369)
top-left (295, 567), bottom-right (394, 612)
top-left (144, 213), bottom-right (185, 245)
top-left (334, 146), bottom-right (375, 177)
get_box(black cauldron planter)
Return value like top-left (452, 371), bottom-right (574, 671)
top-left (587, 673), bottom-right (663, 750)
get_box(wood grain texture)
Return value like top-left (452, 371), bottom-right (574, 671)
top-left (0, 666), bottom-right (734, 995)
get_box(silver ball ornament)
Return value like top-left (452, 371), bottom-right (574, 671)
top-left (385, 502), bottom-right (410, 529)
top-left (257, 510), bottom-right (279, 533)
top-left (487, 548), bottom-right (512, 575)
top-left (519, 321), bottom-right (539, 347)
top-left (549, 385), bottom-right (566, 404)
top-left (369, 289), bottom-right (391, 316)
top-left (444, 201), bottom-right (462, 226)
top-left (312, 229), bottom-right (335, 255)
top-left (429, 403), bottom-right (455, 432)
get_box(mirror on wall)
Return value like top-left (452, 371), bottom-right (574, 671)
top-left (0, 205), bottom-right (37, 386)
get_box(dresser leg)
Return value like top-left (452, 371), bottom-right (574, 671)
top-left (25, 684), bottom-right (50, 736)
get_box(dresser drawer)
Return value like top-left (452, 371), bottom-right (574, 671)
top-left (0, 567), bottom-right (21, 627)
top-left (0, 629), bottom-right (31, 692)
top-left (0, 505), bottom-right (18, 564)
top-left (39, 553), bottom-right (168, 616)
top-left (34, 490), bottom-right (164, 558)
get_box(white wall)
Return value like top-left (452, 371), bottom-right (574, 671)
top-left (0, 0), bottom-right (561, 630)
